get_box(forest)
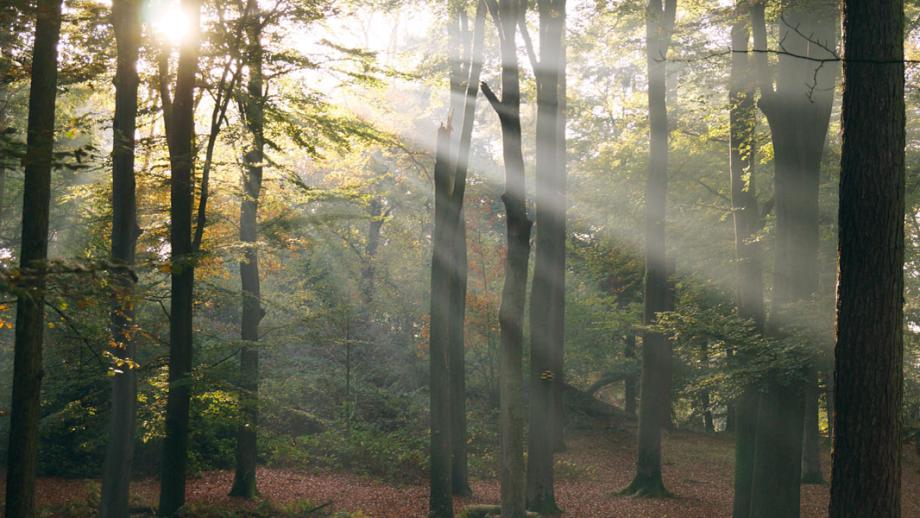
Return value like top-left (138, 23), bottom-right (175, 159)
top-left (0, 0), bottom-right (916, 516)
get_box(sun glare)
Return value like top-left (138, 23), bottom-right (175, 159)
top-left (146, 0), bottom-right (192, 46)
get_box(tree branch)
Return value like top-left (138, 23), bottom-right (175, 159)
top-left (480, 81), bottom-right (501, 113)
top-left (517, 15), bottom-right (539, 76)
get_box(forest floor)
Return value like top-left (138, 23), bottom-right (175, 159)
top-left (12, 420), bottom-right (920, 517)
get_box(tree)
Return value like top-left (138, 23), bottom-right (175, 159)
top-left (158, 0), bottom-right (201, 513)
top-left (447, 0), bottom-right (486, 498)
top-left (229, 0), bottom-right (265, 499)
top-left (830, 0), bottom-right (905, 515)
top-left (748, 2), bottom-right (837, 513)
top-left (621, 0), bottom-right (676, 498)
top-left (428, 0), bottom-right (489, 509)
top-left (429, 123), bottom-right (455, 517)
top-left (728, 2), bottom-right (764, 517)
top-left (526, 0), bottom-right (566, 513)
top-left (100, 0), bottom-right (142, 514)
top-left (3, 0), bottom-right (64, 516)
top-left (482, 0), bottom-right (530, 514)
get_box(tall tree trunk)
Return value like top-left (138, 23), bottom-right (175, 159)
top-left (550, 0), bottom-right (568, 456)
top-left (100, 0), bottom-right (142, 515)
top-left (229, 0), bottom-right (264, 499)
top-left (621, 0), bottom-right (676, 498)
top-left (429, 125), bottom-right (454, 518)
top-left (831, 0), bottom-right (904, 515)
top-left (447, 0), bottom-right (485, 497)
top-left (748, 3), bottom-right (837, 515)
top-left (526, 0), bottom-right (566, 512)
top-left (3, 0), bottom-right (63, 516)
top-left (158, 1), bottom-right (201, 514)
top-left (482, 1), bottom-right (529, 514)
top-left (728, 3), bottom-right (764, 516)
top-left (448, 213), bottom-right (470, 497)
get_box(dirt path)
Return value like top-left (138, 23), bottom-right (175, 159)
top-left (17, 424), bottom-right (920, 517)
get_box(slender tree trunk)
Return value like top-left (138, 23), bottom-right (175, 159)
top-left (482, 1), bottom-right (529, 514)
top-left (229, 0), bottom-right (264, 499)
top-left (3, 1), bottom-right (63, 516)
top-left (447, 1), bottom-right (486, 497)
top-left (550, 0), bottom-right (568, 456)
top-left (622, 0), bottom-right (676, 498)
top-left (526, 0), bottom-right (565, 513)
top-left (700, 342), bottom-right (714, 433)
top-left (363, 198), bottom-right (384, 309)
top-left (624, 334), bottom-right (637, 416)
top-left (831, 0), bottom-right (904, 515)
top-left (158, 1), bottom-right (201, 514)
top-left (100, 0), bottom-right (142, 515)
top-left (728, 3), bottom-right (763, 516)
top-left (429, 125), bottom-right (454, 518)
top-left (800, 365), bottom-right (823, 484)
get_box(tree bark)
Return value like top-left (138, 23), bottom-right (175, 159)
top-left (447, 0), bottom-right (486, 497)
top-left (748, 2), bottom-right (837, 515)
top-left (526, 0), bottom-right (565, 513)
top-left (622, 0), bottom-right (676, 498)
top-left (3, 0), bottom-right (63, 516)
top-left (831, 0), bottom-right (904, 515)
top-left (482, 1), bottom-right (529, 514)
top-left (100, 0), bottom-right (142, 515)
top-left (229, 0), bottom-right (264, 499)
top-left (429, 126), bottom-right (454, 518)
top-left (158, 1), bottom-right (201, 514)
top-left (728, 3), bottom-right (764, 516)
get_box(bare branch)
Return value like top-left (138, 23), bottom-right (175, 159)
top-left (517, 15), bottom-right (540, 76)
top-left (480, 81), bottom-right (501, 113)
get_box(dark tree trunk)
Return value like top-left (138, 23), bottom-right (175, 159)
top-left (831, 0), bottom-right (904, 515)
top-left (526, 0), bottom-right (565, 513)
top-left (624, 334), bottom-right (637, 416)
top-left (363, 197), bottom-right (383, 309)
top-left (748, 2), bottom-right (836, 515)
top-left (429, 126), bottom-right (454, 518)
top-left (448, 213), bottom-right (470, 497)
top-left (3, 0), bottom-right (63, 516)
top-left (728, 3), bottom-right (764, 516)
top-left (701, 392), bottom-right (714, 432)
top-left (482, 1), bottom-right (529, 514)
top-left (158, 1), bottom-right (200, 515)
top-left (229, 0), bottom-right (264, 499)
top-left (447, 1), bottom-right (485, 497)
top-left (550, 0), bottom-right (568, 456)
top-left (100, 0), bottom-right (142, 515)
top-left (622, 0), bottom-right (676, 498)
